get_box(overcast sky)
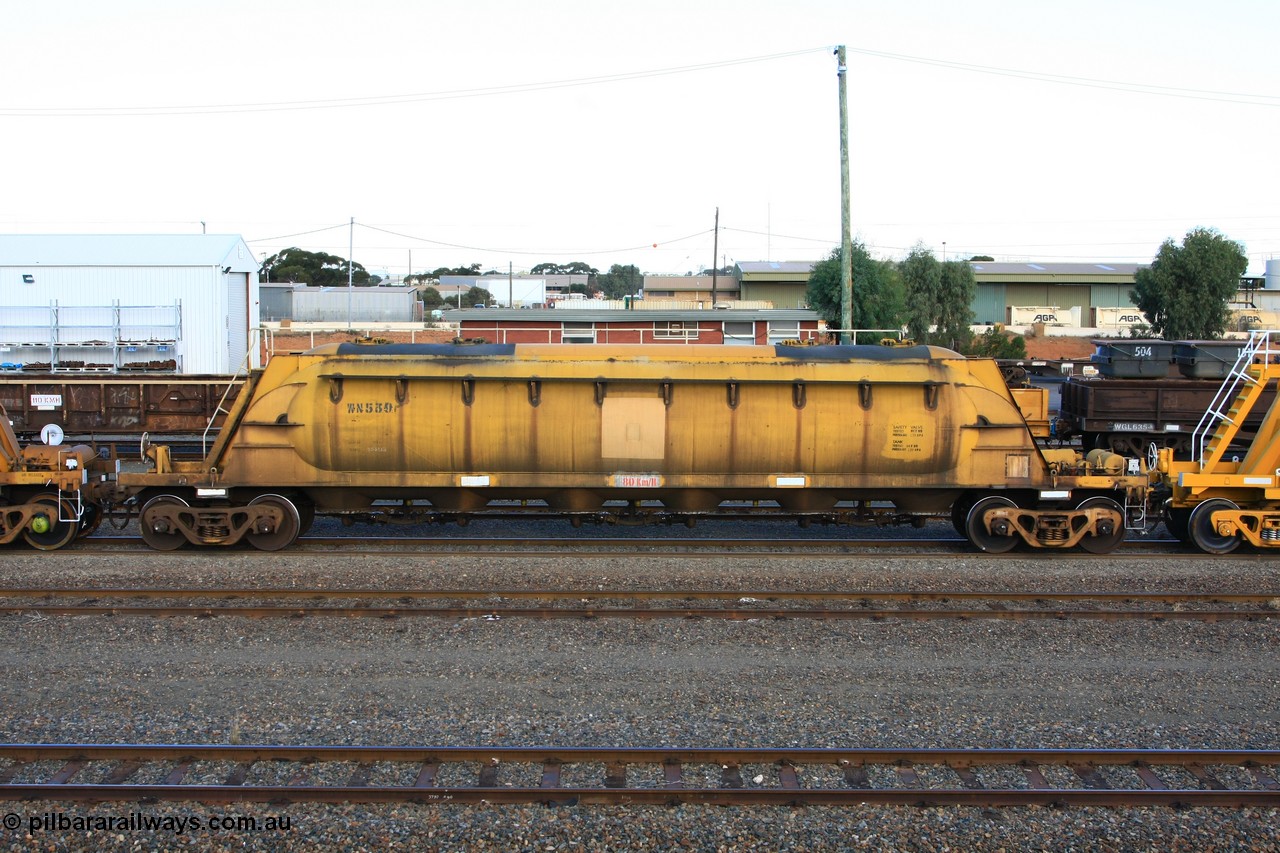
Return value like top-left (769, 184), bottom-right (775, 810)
top-left (5, 1), bottom-right (1278, 277)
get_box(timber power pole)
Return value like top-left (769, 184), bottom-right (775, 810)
top-left (711, 207), bottom-right (719, 305)
top-left (347, 216), bottom-right (354, 329)
top-left (837, 45), bottom-right (853, 343)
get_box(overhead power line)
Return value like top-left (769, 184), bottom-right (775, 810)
top-left (247, 222), bottom-right (352, 244)
top-left (356, 222), bottom-right (714, 258)
top-left (0, 48), bottom-right (829, 117)
top-left (4, 42), bottom-right (1273, 118)
top-left (845, 46), bottom-right (1280, 107)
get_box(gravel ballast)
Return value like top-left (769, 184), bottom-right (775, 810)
top-left (1, 527), bottom-right (1278, 850)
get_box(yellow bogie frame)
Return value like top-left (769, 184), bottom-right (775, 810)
top-left (1157, 330), bottom-right (1280, 552)
top-left (0, 406), bottom-right (97, 548)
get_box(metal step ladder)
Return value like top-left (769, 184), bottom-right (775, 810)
top-left (201, 330), bottom-right (267, 456)
top-left (1191, 330), bottom-right (1279, 471)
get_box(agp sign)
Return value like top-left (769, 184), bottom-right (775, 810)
top-left (1009, 306), bottom-right (1073, 326)
top-left (1095, 307), bottom-right (1152, 328)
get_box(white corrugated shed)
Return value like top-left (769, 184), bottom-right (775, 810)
top-left (0, 234), bottom-right (260, 374)
top-left (291, 286), bottom-right (420, 323)
top-left (438, 275), bottom-right (551, 307)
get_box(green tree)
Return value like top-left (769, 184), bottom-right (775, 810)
top-left (898, 245), bottom-right (942, 344)
top-left (935, 259), bottom-right (977, 347)
top-left (1130, 228), bottom-right (1248, 339)
top-left (597, 264), bottom-right (642, 299)
top-left (532, 261), bottom-right (598, 276)
top-left (419, 287), bottom-right (445, 309)
top-left (431, 264), bottom-right (483, 277)
top-left (806, 244), bottom-right (903, 340)
top-left (898, 245), bottom-right (977, 347)
top-left (462, 286), bottom-right (492, 308)
top-left (262, 247), bottom-right (375, 287)
top-left (962, 327), bottom-right (1027, 359)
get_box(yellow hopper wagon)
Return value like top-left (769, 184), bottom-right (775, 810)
top-left (119, 343), bottom-right (1149, 552)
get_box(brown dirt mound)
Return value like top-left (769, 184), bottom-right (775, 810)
top-left (1022, 335), bottom-right (1096, 360)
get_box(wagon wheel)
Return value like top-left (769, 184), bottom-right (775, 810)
top-left (246, 494), bottom-right (302, 551)
top-left (1187, 498), bottom-right (1241, 555)
top-left (1074, 496), bottom-right (1126, 554)
top-left (964, 495), bottom-right (1019, 553)
top-left (139, 494), bottom-right (190, 551)
top-left (21, 493), bottom-right (79, 551)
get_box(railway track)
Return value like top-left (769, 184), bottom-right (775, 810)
top-left (2, 587), bottom-right (1277, 620)
top-left (1, 744), bottom-right (1277, 807)
top-left (50, 534), bottom-right (1222, 559)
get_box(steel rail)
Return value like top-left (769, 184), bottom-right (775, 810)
top-left (1, 744), bottom-right (1277, 807)
top-left (2, 587), bottom-right (1274, 603)
top-left (73, 535), bottom-right (978, 554)
top-left (1, 588), bottom-right (1276, 620)
top-left (46, 536), bottom-right (1239, 560)
top-left (4, 605), bottom-right (1273, 621)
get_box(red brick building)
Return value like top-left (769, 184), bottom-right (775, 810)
top-left (454, 308), bottom-right (825, 345)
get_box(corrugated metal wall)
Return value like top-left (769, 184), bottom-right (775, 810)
top-left (259, 288), bottom-right (293, 321)
top-left (227, 272), bottom-right (249, 372)
top-left (1088, 284), bottom-right (1132, 308)
top-left (291, 289), bottom-right (418, 323)
top-left (739, 283), bottom-right (807, 309)
top-left (972, 282), bottom-right (1145, 326)
top-left (971, 284), bottom-right (1007, 325)
top-left (1005, 284), bottom-right (1090, 315)
top-left (0, 265), bottom-right (233, 373)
